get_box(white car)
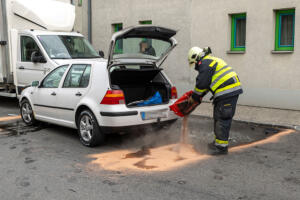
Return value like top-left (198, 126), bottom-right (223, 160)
top-left (19, 26), bottom-right (179, 147)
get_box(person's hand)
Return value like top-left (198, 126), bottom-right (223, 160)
top-left (188, 96), bottom-right (195, 105)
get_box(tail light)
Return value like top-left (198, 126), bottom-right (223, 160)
top-left (171, 86), bottom-right (178, 99)
top-left (100, 90), bottom-right (125, 105)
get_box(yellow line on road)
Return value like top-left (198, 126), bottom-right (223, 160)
top-left (0, 115), bottom-right (21, 122)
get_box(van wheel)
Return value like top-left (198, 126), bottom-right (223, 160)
top-left (20, 99), bottom-right (37, 126)
top-left (77, 110), bottom-right (105, 147)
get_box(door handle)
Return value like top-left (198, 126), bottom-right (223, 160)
top-left (51, 92), bottom-right (56, 96)
top-left (19, 66), bottom-right (25, 70)
top-left (75, 92), bottom-right (82, 97)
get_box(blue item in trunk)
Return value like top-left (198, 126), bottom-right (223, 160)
top-left (137, 91), bottom-right (162, 106)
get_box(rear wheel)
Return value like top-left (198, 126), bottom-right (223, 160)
top-left (20, 99), bottom-right (37, 126)
top-left (77, 110), bottom-right (105, 147)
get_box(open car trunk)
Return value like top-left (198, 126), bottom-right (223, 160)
top-left (110, 66), bottom-right (171, 107)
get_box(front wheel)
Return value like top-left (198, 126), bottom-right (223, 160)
top-left (20, 99), bottom-right (37, 126)
top-left (77, 110), bottom-right (105, 147)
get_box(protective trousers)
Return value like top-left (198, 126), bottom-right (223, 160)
top-left (213, 95), bottom-right (239, 147)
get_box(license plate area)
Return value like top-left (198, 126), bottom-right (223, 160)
top-left (141, 109), bottom-right (168, 120)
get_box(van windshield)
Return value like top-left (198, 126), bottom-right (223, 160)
top-left (38, 35), bottom-right (100, 59)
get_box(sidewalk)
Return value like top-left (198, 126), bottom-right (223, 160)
top-left (192, 102), bottom-right (300, 130)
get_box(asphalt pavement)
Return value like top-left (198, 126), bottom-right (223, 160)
top-left (0, 97), bottom-right (299, 200)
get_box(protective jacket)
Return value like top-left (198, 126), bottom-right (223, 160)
top-left (192, 55), bottom-right (243, 102)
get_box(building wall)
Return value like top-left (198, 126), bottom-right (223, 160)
top-left (87, 0), bottom-right (300, 110)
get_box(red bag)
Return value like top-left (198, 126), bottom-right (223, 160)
top-left (170, 90), bottom-right (198, 117)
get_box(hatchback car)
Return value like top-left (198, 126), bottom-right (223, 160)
top-left (20, 26), bottom-right (179, 146)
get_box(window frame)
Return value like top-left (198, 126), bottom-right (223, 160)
top-left (230, 13), bottom-right (246, 51)
top-left (20, 35), bottom-right (44, 62)
top-left (40, 65), bottom-right (69, 88)
top-left (62, 64), bottom-right (92, 88)
top-left (113, 23), bottom-right (123, 53)
top-left (139, 20), bottom-right (152, 25)
top-left (275, 9), bottom-right (295, 51)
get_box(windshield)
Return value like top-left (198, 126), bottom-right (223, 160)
top-left (112, 37), bottom-right (172, 60)
top-left (38, 35), bottom-right (99, 59)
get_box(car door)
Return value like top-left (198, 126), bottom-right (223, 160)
top-left (16, 35), bottom-right (50, 88)
top-left (55, 64), bottom-right (92, 123)
top-left (32, 65), bottom-right (69, 120)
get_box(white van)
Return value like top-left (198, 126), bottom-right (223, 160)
top-left (0, 0), bottom-right (101, 98)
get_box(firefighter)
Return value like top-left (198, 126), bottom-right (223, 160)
top-left (187, 47), bottom-right (243, 155)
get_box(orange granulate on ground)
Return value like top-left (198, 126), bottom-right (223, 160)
top-left (230, 129), bottom-right (295, 153)
top-left (88, 144), bottom-right (211, 172)
top-left (87, 129), bottom-right (296, 172)
top-left (0, 115), bottom-right (21, 122)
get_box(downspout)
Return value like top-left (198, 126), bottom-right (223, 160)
top-left (88, 0), bottom-right (92, 43)
top-left (0, 0), bottom-right (12, 84)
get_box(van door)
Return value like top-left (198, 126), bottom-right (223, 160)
top-left (16, 35), bottom-right (48, 91)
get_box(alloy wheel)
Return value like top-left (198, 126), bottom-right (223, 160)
top-left (21, 102), bottom-right (33, 124)
top-left (79, 115), bottom-right (94, 142)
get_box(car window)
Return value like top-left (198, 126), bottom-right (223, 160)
top-left (21, 36), bottom-right (43, 62)
top-left (63, 64), bottom-right (91, 88)
top-left (41, 65), bottom-right (68, 88)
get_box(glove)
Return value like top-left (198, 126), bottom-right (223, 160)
top-left (181, 97), bottom-right (200, 116)
top-left (188, 96), bottom-right (195, 105)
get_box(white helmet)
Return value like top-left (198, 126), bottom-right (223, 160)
top-left (188, 47), bottom-right (212, 67)
top-left (188, 47), bottom-right (205, 67)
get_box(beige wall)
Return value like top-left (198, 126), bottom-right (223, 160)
top-left (85, 0), bottom-right (300, 110)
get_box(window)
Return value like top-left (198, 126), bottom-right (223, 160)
top-left (275, 9), bottom-right (295, 51)
top-left (139, 21), bottom-right (153, 48)
top-left (139, 20), bottom-right (152, 25)
top-left (38, 35), bottom-right (99, 59)
top-left (63, 64), bottom-right (91, 88)
top-left (41, 65), bottom-right (68, 88)
top-left (230, 14), bottom-right (246, 51)
top-left (112, 23), bottom-right (123, 53)
top-left (21, 36), bottom-right (42, 62)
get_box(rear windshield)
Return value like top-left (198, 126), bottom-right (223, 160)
top-left (113, 37), bottom-right (172, 60)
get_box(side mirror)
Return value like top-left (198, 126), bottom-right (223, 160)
top-left (99, 50), bottom-right (104, 58)
top-left (31, 51), bottom-right (47, 63)
top-left (31, 81), bottom-right (39, 87)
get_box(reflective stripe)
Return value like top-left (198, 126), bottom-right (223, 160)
top-left (194, 87), bottom-right (208, 95)
top-left (214, 85), bottom-right (242, 98)
top-left (210, 69), bottom-right (234, 89)
top-left (209, 60), bottom-right (217, 67)
top-left (215, 138), bottom-right (228, 147)
top-left (211, 72), bottom-right (237, 91)
top-left (211, 66), bottom-right (232, 82)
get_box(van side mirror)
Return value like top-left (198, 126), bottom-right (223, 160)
top-left (31, 51), bottom-right (47, 63)
top-left (31, 81), bottom-right (39, 87)
top-left (99, 50), bottom-right (104, 58)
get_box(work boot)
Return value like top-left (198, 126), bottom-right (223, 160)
top-left (207, 142), bottom-right (228, 155)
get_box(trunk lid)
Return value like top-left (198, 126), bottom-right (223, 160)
top-left (107, 26), bottom-right (177, 67)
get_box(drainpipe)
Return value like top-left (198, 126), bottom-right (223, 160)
top-left (88, 0), bottom-right (92, 43)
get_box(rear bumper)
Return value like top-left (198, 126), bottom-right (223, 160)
top-left (96, 100), bottom-right (178, 127)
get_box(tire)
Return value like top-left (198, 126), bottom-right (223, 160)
top-left (77, 110), bottom-right (105, 147)
top-left (20, 99), bottom-right (37, 126)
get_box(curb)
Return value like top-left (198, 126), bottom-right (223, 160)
top-left (190, 114), bottom-right (299, 131)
